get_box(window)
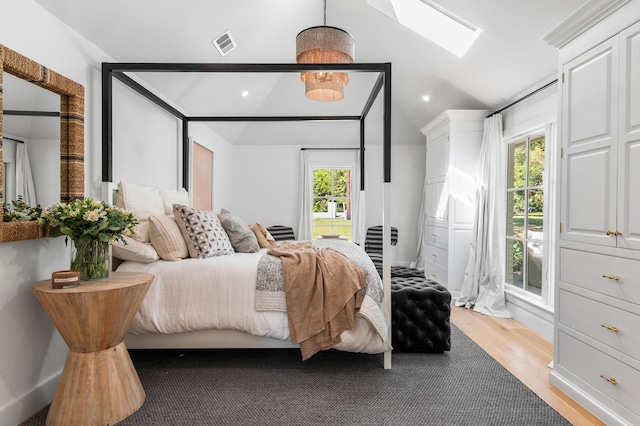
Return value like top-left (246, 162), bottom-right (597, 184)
top-left (506, 133), bottom-right (545, 296)
top-left (312, 168), bottom-right (353, 240)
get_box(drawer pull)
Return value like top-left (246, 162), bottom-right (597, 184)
top-left (432, 253), bottom-right (437, 257)
top-left (431, 233), bottom-right (437, 237)
top-left (600, 375), bottom-right (617, 386)
top-left (601, 324), bottom-right (619, 333)
top-left (431, 273), bottom-right (437, 278)
top-left (602, 274), bottom-right (620, 281)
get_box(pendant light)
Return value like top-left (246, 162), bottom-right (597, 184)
top-left (295, 0), bottom-right (355, 102)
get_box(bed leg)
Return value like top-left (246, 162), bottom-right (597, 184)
top-left (383, 350), bottom-right (392, 369)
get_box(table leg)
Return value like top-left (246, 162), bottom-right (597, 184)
top-left (46, 342), bottom-right (145, 426)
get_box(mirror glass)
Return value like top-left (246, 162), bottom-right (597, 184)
top-left (2, 72), bottom-right (60, 209)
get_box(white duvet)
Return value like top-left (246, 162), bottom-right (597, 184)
top-left (117, 248), bottom-right (391, 354)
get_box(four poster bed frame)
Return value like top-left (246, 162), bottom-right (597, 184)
top-left (101, 62), bottom-right (394, 368)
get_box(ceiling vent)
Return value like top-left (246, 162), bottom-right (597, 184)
top-left (212, 31), bottom-right (236, 57)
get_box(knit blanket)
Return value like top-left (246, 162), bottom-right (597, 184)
top-left (256, 239), bottom-right (388, 353)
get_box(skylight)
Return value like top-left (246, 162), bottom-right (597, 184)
top-left (367, 0), bottom-right (482, 57)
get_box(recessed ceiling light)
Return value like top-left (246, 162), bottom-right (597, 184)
top-left (422, 95), bottom-right (430, 102)
top-left (241, 90), bottom-right (249, 97)
top-left (367, 0), bottom-right (482, 57)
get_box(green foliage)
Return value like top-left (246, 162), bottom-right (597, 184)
top-left (313, 169), bottom-right (348, 212)
top-left (2, 196), bottom-right (42, 222)
top-left (510, 137), bottom-right (545, 214)
top-left (511, 240), bottom-right (523, 270)
top-left (312, 218), bottom-right (352, 240)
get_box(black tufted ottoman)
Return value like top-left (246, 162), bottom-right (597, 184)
top-left (391, 266), bottom-right (426, 279)
top-left (391, 277), bottom-right (451, 352)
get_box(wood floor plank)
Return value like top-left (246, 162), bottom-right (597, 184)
top-left (450, 305), bottom-right (605, 426)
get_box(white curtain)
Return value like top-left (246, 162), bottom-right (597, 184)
top-left (297, 150), bottom-right (312, 240)
top-left (456, 114), bottom-right (509, 317)
top-left (15, 143), bottom-right (37, 206)
top-left (410, 175), bottom-right (427, 270)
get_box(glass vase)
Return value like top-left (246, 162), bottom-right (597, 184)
top-left (71, 238), bottom-right (110, 281)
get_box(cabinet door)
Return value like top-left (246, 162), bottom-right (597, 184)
top-left (561, 37), bottom-right (618, 246)
top-left (426, 143), bottom-right (438, 184)
top-left (434, 180), bottom-right (449, 221)
top-left (618, 22), bottom-right (640, 250)
top-left (425, 182), bottom-right (437, 221)
top-left (434, 134), bottom-right (449, 182)
top-left (426, 133), bottom-right (450, 223)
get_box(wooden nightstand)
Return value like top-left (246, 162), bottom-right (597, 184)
top-left (32, 271), bottom-right (154, 426)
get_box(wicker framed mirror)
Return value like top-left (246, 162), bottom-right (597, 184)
top-left (0, 44), bottom-right (84, 243)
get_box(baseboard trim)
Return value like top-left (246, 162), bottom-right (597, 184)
top-left (0, 372), bottom-right (59, 425)
top-left (505, 290), bottom-right (554, 341)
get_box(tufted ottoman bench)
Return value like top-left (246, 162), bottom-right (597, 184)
top-left (390, 265), bottom-right (426, 279)
top-left (391, 277), bottom-right (451, 352)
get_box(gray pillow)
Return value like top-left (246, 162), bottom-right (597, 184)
top-left (218, 208), bottom-right (260, 253)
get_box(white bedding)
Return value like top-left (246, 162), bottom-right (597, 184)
top-left (117, 247), bottom-right (391, 354)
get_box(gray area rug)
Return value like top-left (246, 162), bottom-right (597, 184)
top-left (23, 325), bottom-right (569, 425)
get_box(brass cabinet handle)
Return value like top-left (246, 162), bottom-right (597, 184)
top-left (431, 233), bottom-right (437, 237)
top-left (601, 324), bottom-right (619, 333)
top-left (606, 230), bottom-right (613, 235)
top-left (602, 274), bottom-right (620, 281)
top-left (431, 273), bottom-right (437, 278)
top-left (606, 230), bottom-right (622, 236)
top-left (600, 375), bottom-right (617, 386)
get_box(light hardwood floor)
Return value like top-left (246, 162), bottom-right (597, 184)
top-left (450, 305), bottom-right (605, 426)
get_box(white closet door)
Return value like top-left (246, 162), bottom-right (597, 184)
top-left (618, 21), bottom-right (640, 250)
top-left (561, 36), bottom-right (618, 246)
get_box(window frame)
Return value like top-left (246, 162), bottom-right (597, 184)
top-left (311, 167), bottom-right (355, 240)
top-left (504, 128), bottom-right (551, 304)
top-left (306, 150), bottom-right (360, 242)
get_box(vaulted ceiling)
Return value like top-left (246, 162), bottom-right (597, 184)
top-left (32, 0), bottom-right (587, 144)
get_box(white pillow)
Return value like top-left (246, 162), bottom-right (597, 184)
top-left (117, 180), bottom-right (165, 242)
top-left (160, 188), bottom-right (190, 215)
top-left (112, 236), bottom-right (159, 263)
top-left (117, 179), bottom-right (165, 221)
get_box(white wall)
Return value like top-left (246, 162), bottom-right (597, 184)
top-left (231, 128), bottom-right (425, 265)
top-left (188, 123), bottom-right (235, 210)
top-left (111, 81), bottom-right (182, 190)
top-left (0, 1), bottom-right (114, 424)
top-left (27, 137), bottom-right (60, 209)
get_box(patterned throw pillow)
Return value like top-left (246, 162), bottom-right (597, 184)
top-left (173, 204), bottom-right (234, 258)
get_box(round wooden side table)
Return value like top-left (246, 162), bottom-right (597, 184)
top-left (32, 271), bottom-right (154, 426)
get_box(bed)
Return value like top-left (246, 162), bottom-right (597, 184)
top-left (104, 181), bottom-right (390, 363)
top-left (101, 61), bottom-right (395, 367)
top-left (117, 239), bottom-right (390, 358)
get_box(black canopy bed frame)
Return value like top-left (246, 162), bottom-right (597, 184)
top-left (101, 62), bottom-right (395, 368)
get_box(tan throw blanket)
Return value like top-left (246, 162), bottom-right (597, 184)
top-left (266, 241), bottom-right (366, 360)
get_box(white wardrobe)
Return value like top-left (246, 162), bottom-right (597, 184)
top-left (420, 110), bottom-right (487, 298)
top-left (548, 4), bottom-right (640, 425)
